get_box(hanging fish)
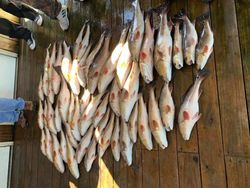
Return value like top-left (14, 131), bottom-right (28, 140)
top-left (40, 128), bottom-right (46, 156)
top-left (76, 125), bottom-right (94, 164)
top-left (47, 80), bottom-right (54, 104)
top-left (173, 21), bottom-right (184, 69)
top-left (73, 23), bottom-right (86, 60)
top-left (44, 126), bottom-right (53, 163)
top-left (49, 43), bottom-right (57, 67)
top-left (178, 69), bottom-right (209, 140)
top-left (93, 93), bottom-right (109, 127)
top-left (94, 107), bottom-right (111, 142)
top-left (69, 59), bottom-right (81, 95)
top-left (87, 34), bottom-right (111, 94)
top-left (69, 96), bottom-right (81, 141)
top-left (51, 66), bottom-right (61, 95)
top-left (120, 119), bottom-right (133, 166)
top-left (79, 89), bottom-right (91, 114)
top-left (43, 46), bottom-right (50, 96)
top-left (64, 123), bottom-right (78, 148)
top-left (196, 20), bottom-right (214, 70)
top-left (159, 83), bottom-right (175, 131)
top-left (148, 86), bottom-right (168, 149)
top-left (46, 100), bottom-right (57, 134)
top-left (66, 136), bottom-right (80, 179)
top-left (54, 42), bottom-right (63, 67)
top-left (116, 39), bottom-right (133, 89)
top-left (52, 133), bottom-right (65, 173)
top-left (47, 43), bottom-right (56, 103)
top-left (84, 137), bottom-right (97, 172)
top-left (139, 14), bottom-right (154, 83)
top-left (77, 23), bottom-right (91, 61)
top-left (120, 61), bottom-right (140, 122)
top-left (154, 10), bottom-right (173, 82)
top-left (38, 75), bottom-right (44, 101)
top-left (128, 0), bottom-right (144, 63)
top-left (82, 33), bottom-right (105, 88)
top-left (138, 94), bottom-right (153, 150)
top-left (60, 131), bottom-right (67, 163)
top-left (38, 100), bottom-right (44, 130)
top-left (128, 101), bottom-right (138, 143)
top-left (111, 116), bottom-right (120, 161)
top-left (109, 79), bottom-right (121, 117)
top-left (54, 100), bottom-right (62, 132)
top-left (98, 112), bottom-right (115, 158)
top-left (58, 76), bottom-right (70, 123)
top-left (79, 92), bottom-right (104, 136)
top-left (61, 41), bottom-right (72, 83)
top-left (68, 92), bottom-right (75, 123)
top-left (98, 26), bottom-right (129, 93)
top-left (43, 100), bottom-right (48, 128)
top-left (77, 44), bottom-right (92, 87)
top-left (182, 13), bottom-right (198, 65)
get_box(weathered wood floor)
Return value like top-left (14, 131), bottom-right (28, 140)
top-left (10, 0), bottom-right (250, 188)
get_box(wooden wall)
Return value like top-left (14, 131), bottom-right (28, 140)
top-left (0, 9), bottom-right (19, 53)
top-left (10, 0), bottom-right (250, 188)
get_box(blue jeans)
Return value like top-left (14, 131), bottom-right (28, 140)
top-left (0, 97), bottom-right (25, 123)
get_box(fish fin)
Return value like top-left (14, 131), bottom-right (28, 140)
top-left (168, 18), bottom-right (174, 31)
top-left (169, 82), bottom-right (173, 93)
top-left (192, 113), bottom-right (202, 122)
top-left (196, 68), bottom-right (210, 82)
top-left (199, 89), bottom-right (203, 99)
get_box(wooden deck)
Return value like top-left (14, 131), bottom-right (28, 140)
top-left (10, 0), bottom-right (250, 187)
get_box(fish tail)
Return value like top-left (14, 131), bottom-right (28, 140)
top-left (172, 8), bottom-right (186, 20)
top-left (196, 68), bottom-right (210, 82)
top-left (195, 12), bottom-right (210, 23)
top-left (131, 0), bottom-right (138, 8)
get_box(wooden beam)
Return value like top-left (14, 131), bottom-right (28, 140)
top-left (0, 125), bottom-right (14, 142)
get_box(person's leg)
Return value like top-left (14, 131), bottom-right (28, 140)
top-left (0, 1), bottom-right (37, 20)
top-left (0, 18), bottom-right (36, 49)
top-left (0, 98), bottom-right (25, 112)
top-left (10, 0), bottom-right (61, 19)
top-left (0, 111), bottom-right (21, 123)
top-left (10, 0), bottom-right (69, 30)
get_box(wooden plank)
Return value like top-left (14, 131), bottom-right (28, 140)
top-left (210, 0), bottom-right (250, 156)
top-left (171, 0), bottom-right (199, 153)
top-left (178, 153), bottom-right (201, 188)
top-left (99, 149), bottom-right (114, 188)
top-left (235, 0), bottom-right (250, 139)
top-left (186, 0), bottom-right (228, 187)
top-left (142, 150), bottom-right (159, 188)
top-left (78, 162), bottom-right (90, 188)
top-left (60, 166), bottom-right (69, 188)
top-left (151, 1), bottom-right (179, 187)
top-left (127, 148), bottom-right (143, 188)
top-left (113, 159), bottom-right (127, 188)
top-left (159, 130), bottom-right (179, 188)
top-left (0, 9), bottom-right (19, 23)
top-left (0, 35), bottom-right (19, 53)
top-left (89, 159), bottom-right (101, 188)
top-left (225, 156), bottom-right (250, 188)
top-left (24, 112), bottom-right (34, 188)
top-left (0, 125), bottom-right (14, 142)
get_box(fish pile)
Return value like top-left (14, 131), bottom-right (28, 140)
top-left (37, 0), bottom-right (214, 178)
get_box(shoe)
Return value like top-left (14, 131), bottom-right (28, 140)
top-left (56, 5), bottom-right (69, 31)
top-left (17, 111), bottom-right (29, 128)
top-left (34, 15), bottom-right (43, 26)
top-left (27, 33), bottom-right (36, 50)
